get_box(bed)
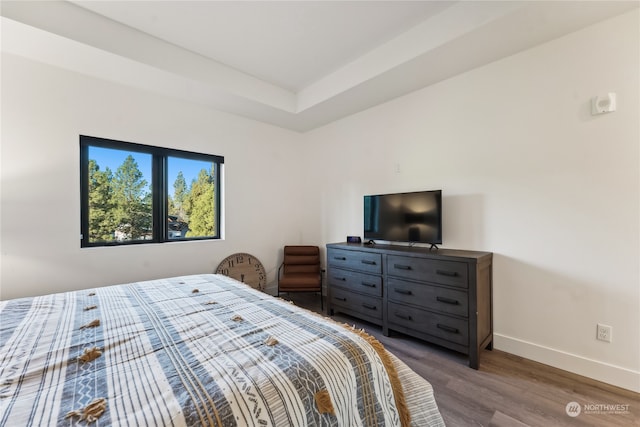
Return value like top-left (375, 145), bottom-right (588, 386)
top-left (0, 274), bottom-right (444, 426)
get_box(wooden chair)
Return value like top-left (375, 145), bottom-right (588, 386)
top-left (277, 245), bottom-right (323, 309)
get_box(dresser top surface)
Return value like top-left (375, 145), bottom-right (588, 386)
top-left (327, 242), bottom-right (492, 262)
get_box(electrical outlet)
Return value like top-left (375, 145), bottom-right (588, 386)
top-left (597, 324), bottom-right (612, 343)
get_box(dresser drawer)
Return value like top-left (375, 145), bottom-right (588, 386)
top-left (387, 255), bottom-right (468, 288)
top-left (328, 269), bottom-right (382, 297)
top-left (387, 278), bottom-right (468, 317)
top-left (388, 302), bottom-right (468, 346)
top-left (328, 248), bottom-right (382, 275)
top-left (327, 242), bottom-right (493, 369)
top-left (331, 288), bottom-right (382, 321)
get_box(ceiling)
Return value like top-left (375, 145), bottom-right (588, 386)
top-left (1, 1), bottom-right (638, 132)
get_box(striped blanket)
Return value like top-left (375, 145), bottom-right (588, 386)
top-left (0, 274), bottom-right (444, 426)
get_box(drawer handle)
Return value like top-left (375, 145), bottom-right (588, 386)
top-left (334, 256), bottom-right (347, 261)
top-left (334, 276), bottom-right (347, 281)
top-left (361, 260), bottom-right (376, 265)
top-left (394, 264), bottom-right (412, 270)
top-left (437, 324), bottom-right (459, 334)
top-left (361, 282), bottom-right (376, 288)
top-left (436, 269), bottom-right (458, 277)
top-left (362, 303), bottom-right (377, 310)
top-left (394, 289), bottom-right (412, 295)
top-left (335, 297), bottom-right (347, 302)
top-left (436, 296), bottom-right (459, 305)
top-left (394, 312), bottom-right (412, 321)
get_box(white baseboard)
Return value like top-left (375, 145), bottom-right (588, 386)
top-left (494, 333), bottom-right (640, 393)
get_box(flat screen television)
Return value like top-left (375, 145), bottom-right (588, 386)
top-left (364, 190), bottom-right (442, 246)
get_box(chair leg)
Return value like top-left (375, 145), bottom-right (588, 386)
top-left (320, 292), bottom-right (323, 310)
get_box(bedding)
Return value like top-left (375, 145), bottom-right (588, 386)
top-left (0, 274), bottom-right (444, 426)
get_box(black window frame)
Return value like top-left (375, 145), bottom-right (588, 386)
top-left (80, 135), bottom-right (224, 247)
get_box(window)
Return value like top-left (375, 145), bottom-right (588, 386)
top-left (80, 135), bottom-right (223, 247)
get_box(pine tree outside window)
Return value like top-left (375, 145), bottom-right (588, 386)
top-left (80, 136), bottom-right (223, 247)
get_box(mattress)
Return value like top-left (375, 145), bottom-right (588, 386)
top-left (0, 274), bottom-right (444, 426)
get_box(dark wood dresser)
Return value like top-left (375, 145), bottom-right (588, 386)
top-left (326, 242), bottom-right (493, 369)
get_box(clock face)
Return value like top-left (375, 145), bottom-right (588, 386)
top-left (216, 252), bottom-right (267, 291)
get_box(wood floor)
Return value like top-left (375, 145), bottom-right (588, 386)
top-left (283, 293), bottom-right (639, 427)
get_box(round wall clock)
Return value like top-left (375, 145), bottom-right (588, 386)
top-left (215, 252), bottom-right (267, 291)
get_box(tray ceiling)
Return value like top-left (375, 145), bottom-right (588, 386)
top-left (2, 1), bottom-right (637, 132)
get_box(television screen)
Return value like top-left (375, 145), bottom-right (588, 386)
top-left (364, 190), bottom-right (442, 245)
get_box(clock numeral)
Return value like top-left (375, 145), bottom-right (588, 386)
top-left (217, 253), bottom-right (266, 290)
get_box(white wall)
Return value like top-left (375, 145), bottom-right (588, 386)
top-left (0, 53), bottom-right (306, 299)
top-left (304, 11), bottom-right (639, 392)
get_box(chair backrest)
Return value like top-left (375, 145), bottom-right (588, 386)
top-left (283, 246), bottom-right (320, 275)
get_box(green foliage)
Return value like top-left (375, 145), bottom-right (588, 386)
top-left (173, 171), bottom-right (187, 219)
top-left (88, 160), bottom-right (116, 241)
top-left (112, 155), bottom-right (152, 240)
top-left (184, 166), bottom-right (216, 237)
top-left (87, 157), bottom-right (216, 242)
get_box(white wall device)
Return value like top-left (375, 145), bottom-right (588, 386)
top-left (591, 93), bottom-right (616, 115)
